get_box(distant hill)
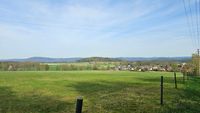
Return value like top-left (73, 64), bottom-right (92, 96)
top-left (118, 57), bottom-right (191, 62)
top-left (78, 57), bottom-right (122, 62)
top-left (0, 57), bottom-right (82, 63)
top-left (0, 56), bottom-right (191, 63)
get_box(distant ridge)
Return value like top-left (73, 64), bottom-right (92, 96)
top-left (0, 57), bottom-right (82, 63)
top-left (118, 57), bottom-right (191, 62)
top-left (0, 56), bottom-right (191, 63)
top-left (78, 57), bottom-right (122, 62)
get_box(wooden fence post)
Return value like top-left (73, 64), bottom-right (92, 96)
top-left (160, 76), bottom-right (163, 105)
top-left (174, 72), bottom-right (177, 89)
top-left (76, 97), bottom-right (83, 113)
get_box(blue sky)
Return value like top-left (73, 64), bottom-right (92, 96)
top-left (0, 0), bottom-right (196, 59)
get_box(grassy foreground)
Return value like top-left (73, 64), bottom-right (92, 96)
top-left (0, 71), bottom-right (199, 113)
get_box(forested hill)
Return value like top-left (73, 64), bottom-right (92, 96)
top-left (118, 57), bottom-right (191, 62)
top-left (78, 57), bottom-right (122, 62)
top-left (0, 57), bottom-right (82, 63)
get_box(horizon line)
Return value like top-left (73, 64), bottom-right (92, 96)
top-left (0, 56), bottom-right (192, 60)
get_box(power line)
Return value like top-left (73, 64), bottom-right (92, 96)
top-left (182, 0), bottom-right (197, 49)
top-left (197, 0), bottom-right (200, 47)
top-left (188, 0), bottom-right (198, 48)
top-left (195, 0), bottom-right (200, 47)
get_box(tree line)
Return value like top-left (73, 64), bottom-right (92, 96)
top-left (0, 62), bottom-right (49, 71)
top-left (0, 62), bottom-right (114, 71)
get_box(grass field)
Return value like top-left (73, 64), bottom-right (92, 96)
top-left (0, 71), bottom-right (199, 113)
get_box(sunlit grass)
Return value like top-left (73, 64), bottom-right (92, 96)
top-left (0, 71), bottom-right (198, 113)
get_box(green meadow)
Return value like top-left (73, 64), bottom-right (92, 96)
top-left (0, 71), bottom-right (199, 113)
